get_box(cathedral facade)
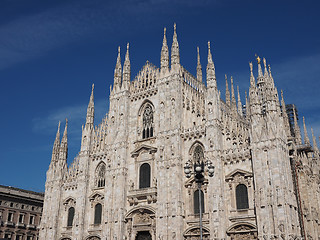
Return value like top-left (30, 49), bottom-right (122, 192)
top-left (39, 25), bottom-right (320, 240)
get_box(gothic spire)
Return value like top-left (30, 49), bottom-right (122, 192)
top-left (85, 84), bottom-right (95, 129)
top-left (51, 121), bottom-right (61, 162)
top-left (268, 64), bottom-right (275, 88)
top-left (245, 91), bottom-right (250, 119)
top-left (225, 74), bottom-right (230, 106)
top-left (311, 128), bottom-right (319, 153)
top-left (230, 76), bottom-right (235, 101)
top-left (293, 105), bottom-right (302, 145)
top-left (230, 76), bottom-right (237, 113)
top-left (196, 47), bottom-right (202, 82)
top-left (237, 86), bottom-right (243, 116)
top-left (303, 117), bottom-right (310, 145)
top-left (61, 119), bottom-right (68, 145)
top-left (59, 119), bottom-right (68, 163)
top-left (206, 41), bottom-right (217, 88)
top-left (281, 90), bottom-right (291, 137)
top-left (257, 55), bottom-right (263, 78)
top-left (161, 27), bottom-right (169, 73)
top-left (263, 58), bottom-right (269, 79)
top-left (114, 46), bottom-right (122, 90)
top-left (249, 62), bottom-right (256, 88)
top-left (249, 62), bottom-right (261, 115)
top-left (171, 23), bottom-right (180, 69)
top-left (123, 43), bottom-right (131, 88)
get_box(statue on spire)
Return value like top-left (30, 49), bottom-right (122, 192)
top-left (171, 23), bottom-right (180, 70)
top-left (161, 27), bottom-right (169, 74)
top-left (114, 46), bottom-right (122, 91)
top-left (225, 74), bottom-right (230, 106)
top-left (85, 84), bottom-right (95, 129)
top-left (123, 43), bottom-right (131, 88)
top-left (196, 47), bottom-right (202, 82)
top-left (51, 121), bottom-right (61, 163)
top-left (206, 41), bottom-right (216, 88)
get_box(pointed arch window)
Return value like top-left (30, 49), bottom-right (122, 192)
top-left (193, 145), bottom-right (204, 163)
top-left (194, 189), bottom-right (204, 214)
top-left (139, 163), bottom-right (151, 189)
top-left (236, 184), bottom-right (249, 210)
top-left (142, 105), bottom-right (154, 139)
top-left (67, 207), bottom-right (75, 227)
top-left (94, 203), bottom-right (102, 224)
top-left (95, 163), bottom-right (106, 188)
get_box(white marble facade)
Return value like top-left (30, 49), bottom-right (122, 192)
top-left (39, 25), bottom-right (320, 240)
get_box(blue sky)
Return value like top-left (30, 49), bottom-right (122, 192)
top-left (0, 0), bottom-right (319, 192)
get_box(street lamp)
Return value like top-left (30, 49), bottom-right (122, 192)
top-left (184, 158), bottom-right (214, 240)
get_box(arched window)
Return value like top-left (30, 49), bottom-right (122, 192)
top-left (194, 189), bottom-right (204, 214)
top-left (139, 163), bottom-right (151, 189)
top-left (94, 203), bottom-right (102, 224)
top-left (193, 145), bottom-right (204, 163)
top-left (142, 105), bottom-right (154, 139)
top-left (236, 184), bottom-right (249, 210)
top-left (96, 163), bottom-right (106, 188)
top-left (67, 207), bottom-right (75, 227)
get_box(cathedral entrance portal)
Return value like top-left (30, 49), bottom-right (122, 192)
top-left (125, 207), bottom-right (156, 240)
top-left (135, 231), bottom-right (152, 240)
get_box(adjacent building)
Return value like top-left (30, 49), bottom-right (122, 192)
top-left (0, 185), bottom-right (44, 240)
top-left (39, 25), bottom-right (320, 240)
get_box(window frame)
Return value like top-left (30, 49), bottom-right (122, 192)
top-left (95, 162), bottom-right (106, 188)
top-left (140, 103), bottom-right (154, 140)
top-left (193, 189), bottom-right (205, 215)
top-left (94, 203), bottom-right (102, 225)
top-left (235, 184), bottom-right (249, 210)
top-left (139, 163), bottom-right (151, 189)
top-left (67, 207), bottom-right (75, 227)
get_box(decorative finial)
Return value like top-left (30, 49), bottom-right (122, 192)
top-left (92, 83), bottom-right (94, 92)
top-left (164, 27), bottom-right (166, 35)
top-left (249, 62), bottom-right (253, 73)
top-left (174, 23), bottom-right (176, 32)
top-left (255, 54), bottom-right (261, 64)
top-left (197, 46), bottom-right (199, 55)
top-left (118, 46), bottom-right (120, 54)
top-left (268, 64), bottom-right (273, 79)
top-left (127, 43), bottom-right (129, 50)
top-left (208, 41), bottom-right (211, 51)
top-left (263, 57), bottom-right (267, 68)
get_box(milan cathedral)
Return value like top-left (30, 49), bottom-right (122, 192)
top-left (40, 24), bottom-right (320, 240)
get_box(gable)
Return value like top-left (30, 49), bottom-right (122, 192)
top-left (225, 169), bottom-right (253, 181)
top-left (131, 144), bottom-right (157, 158)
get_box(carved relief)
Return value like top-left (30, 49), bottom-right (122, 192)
top-left (63, 197), bottom-right (76, 211)
top-left (227, 223), bottom-right (257, 240)
top-left (183, 227), bottom-right (210, 240)
top-left (89, 192), bottom-right (104, 208)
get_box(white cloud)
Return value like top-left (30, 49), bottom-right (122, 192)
top-left (32, 98), bottom-right (108, 135)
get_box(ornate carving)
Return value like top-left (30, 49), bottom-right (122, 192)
top-left (63, 197), bottom-right (76, 211)
top-left (134, 212), bottom-right (152, 224)
top-left (86, 236), bottom-right (101, 240)
top-left (184, 227), bottom-right (210, 240)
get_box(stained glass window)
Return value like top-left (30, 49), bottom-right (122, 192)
top-left (142, 105), bottom-right (153, 139)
